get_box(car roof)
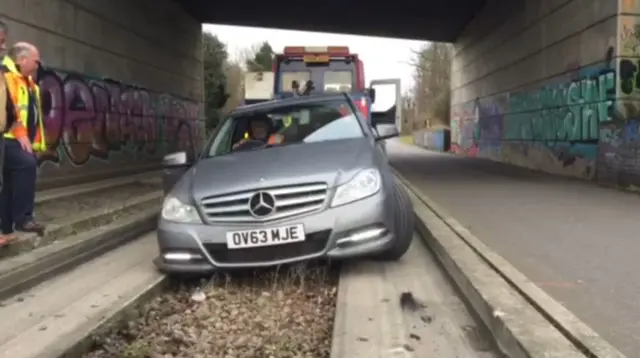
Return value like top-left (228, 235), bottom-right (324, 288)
top-left (231, 93), bottom-right (350, 116)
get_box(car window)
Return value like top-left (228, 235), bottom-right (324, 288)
top-left (207, 118), bottom-right (236, 156)
top-left (281, 71), bottom-right (310, 91)
top-left (324, 71), bottom-right (352, 92)
top-left (205, 98), bottom-right (364, 157)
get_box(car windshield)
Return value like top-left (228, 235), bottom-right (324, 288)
top-left (205, 98), bottom-right (365, 157)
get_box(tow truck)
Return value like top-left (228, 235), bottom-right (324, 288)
top-left (242, 46), bottom-right (403, 133)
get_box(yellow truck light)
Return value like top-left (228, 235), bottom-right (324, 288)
top-left (303, 54), bottom-right (330, 63)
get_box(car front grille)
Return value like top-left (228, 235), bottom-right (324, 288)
top-left (199, 183), bottom-right (328, 223)
top-left (202, 229), bottom-right (331, 264)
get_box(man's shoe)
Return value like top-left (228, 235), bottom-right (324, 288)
top-left (15, 221), bottom-right (45, 236)
top-left (0, 234), bottom-right (17, 247)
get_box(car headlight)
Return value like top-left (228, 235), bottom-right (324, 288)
top-left (331, 169), bottom-right (381, 207)
top-left (161, 196), bottom-right (202, 223)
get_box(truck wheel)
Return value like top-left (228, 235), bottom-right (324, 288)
top-left (378, 180), bottom-right (414, 261)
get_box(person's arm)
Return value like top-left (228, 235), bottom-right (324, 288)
top-left (3, 92), bottom-right (31, 152)
top-left (0, 79), bottom-right (6, 133)
top-left (232, 132), bottom-right (251, 150)
top-left (232, 138), bottom-right (246, 150)
top-left (11, 121), bottom-right (31, 152)
top-left (4, 92), bottom-right (26, 137)
top-left (8, 121), bottom-right (27, 137)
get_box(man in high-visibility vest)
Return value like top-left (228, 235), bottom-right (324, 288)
top-left (0, 20), bottom-right (15, 246)
top-left (0, 42), bottom-right (46, 236)
top-left (232, 116), bottom-right (272, 150)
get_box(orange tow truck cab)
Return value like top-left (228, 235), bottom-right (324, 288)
top-left (273, 46), bottom-right (372, 118)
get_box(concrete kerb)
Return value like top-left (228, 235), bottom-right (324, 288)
top-left (0, 208), bottom-right (159, 301)
top-left (4, 191), bottom-right (163, 256)
top-left (329, 261), bottom-right (350, 358)
top-left (393, 170), bottom-right (626, 358)
top-left (55, 275), bottom-right (168, 358)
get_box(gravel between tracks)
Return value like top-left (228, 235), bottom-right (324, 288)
top-left (84, 263), bottom-right (340, 358)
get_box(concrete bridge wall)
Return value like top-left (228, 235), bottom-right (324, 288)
top-left (1, 0), bottom-right (204, 189)
top-left (451, 0), bottom-right (640, 189)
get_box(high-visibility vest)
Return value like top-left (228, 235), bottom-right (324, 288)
top-left (1, 56), bottom-right (46, 151)
top-left (283, 115), bottom-right (292, 128)
top-left (267, 134), bottom-right (284, 145)
top-left (0, 61), bottom-right (6, 133)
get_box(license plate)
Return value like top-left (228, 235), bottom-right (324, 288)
top-left (226, 224), bottom-right (305, 249)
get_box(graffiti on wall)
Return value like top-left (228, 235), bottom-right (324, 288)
top-left (592, 11), bottom-right (640, 187)
top-left (621, 23), bottom-right (640, 55)
top-left (446, 7), bottom-right (640, 187)
top-left (450, 49), bottom-right (617, 180)
top-left (598, 118), bottom-right (640, 187)
top-left (505, 65), bottom-right (615, 177)
top-left (450, 97), bottom-right (504, 159)
top-left (35, 68), bottom-right (203, 168)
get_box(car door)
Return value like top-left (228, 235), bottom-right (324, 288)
top-left (369, 79), bottom-right (402, 155)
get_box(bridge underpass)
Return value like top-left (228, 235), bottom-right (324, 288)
top-left (1, 0), bottom-right (639, 356)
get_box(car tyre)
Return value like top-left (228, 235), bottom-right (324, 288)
top-left (378, 180), bottom-right (414, 260)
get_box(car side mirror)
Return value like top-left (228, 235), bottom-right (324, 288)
top-left (162, 151), bottom-right (193, 195)
top-left (162, 151), bottom-right (191, 168)
top-left (366, 88), bottom-right (376, 103)
top-left (374, 124), bottom-right (399, 141)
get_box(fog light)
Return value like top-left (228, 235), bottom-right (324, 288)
top-left (336, 227), bottom-right (387, 246)
top-left (163, 252), bottom-right (201, 261)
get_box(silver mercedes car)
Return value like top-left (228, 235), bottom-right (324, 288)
top-left (154, 93), bottom-right (414, 274)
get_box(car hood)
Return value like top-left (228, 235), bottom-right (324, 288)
top-left (189, 138), bottom-right (374, 199)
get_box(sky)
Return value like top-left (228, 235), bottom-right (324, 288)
top-left (202, 24), bottom-right (428, 95)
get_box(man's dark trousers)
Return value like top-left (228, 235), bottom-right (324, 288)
top-left (0, 136), bottom-right (4, 197)
top-left (0, 139), bottom-right (37, 234)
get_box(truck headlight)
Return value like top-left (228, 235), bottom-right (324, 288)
top-left (161, 196), bottom-right (202, 223)
top-left (331, 169), bottom-right (381, 207)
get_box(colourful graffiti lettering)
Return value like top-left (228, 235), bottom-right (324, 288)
top-left (444, 12), bottom-right (640, 187)
top-left (505, 71), bottom-right (615, 142)
top-left (36, 68), bottom-right (203, 167)
top-left (450, 61), bottom-right (616, 179)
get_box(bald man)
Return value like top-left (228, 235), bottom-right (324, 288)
top-left (1, 42), bottom-right (47, 236)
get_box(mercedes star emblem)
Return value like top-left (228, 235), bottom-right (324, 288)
top-left (248, 191), bottom-right (275, 217)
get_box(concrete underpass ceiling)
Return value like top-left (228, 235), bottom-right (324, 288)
top-left (174, 0), bottom-right (487, 42)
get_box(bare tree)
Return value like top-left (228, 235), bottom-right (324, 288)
top-left (220, 57), bottom-right (245, 115)
top-left (408, 42), bottom-right (453, 130)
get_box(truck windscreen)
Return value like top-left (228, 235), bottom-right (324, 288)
top-left (278, 59), bottom-right (355, 93)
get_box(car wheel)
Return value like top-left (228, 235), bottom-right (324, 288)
top-left (378, 180), bottom-right (414, 260)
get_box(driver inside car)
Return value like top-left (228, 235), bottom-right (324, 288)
top-left (232, 116), bottom-right (272, 150)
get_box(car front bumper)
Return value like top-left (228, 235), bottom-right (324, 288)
top-left (154, 191), bottom-right (396, 273)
